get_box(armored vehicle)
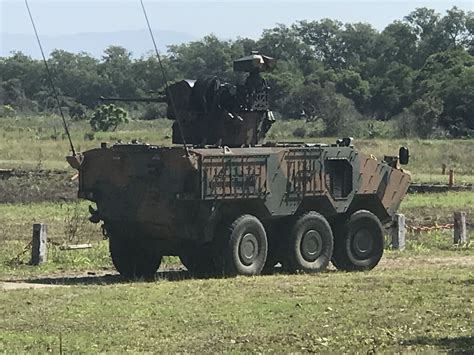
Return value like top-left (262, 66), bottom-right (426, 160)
top-left (67, 53), bottom-right (411, 278)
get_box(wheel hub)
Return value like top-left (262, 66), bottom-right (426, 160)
top-left (352, 228), bottom-right (373, 258)
top-left (239, 233), bottom-right (259, 266)
top-left (301, 230), bottom-right (323, 262)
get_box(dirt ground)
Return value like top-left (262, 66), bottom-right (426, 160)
top-left (2, 255), bottom-right (473, 291)
top-left (0, 169), bottom-right (77, 203)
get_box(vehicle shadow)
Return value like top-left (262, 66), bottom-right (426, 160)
top-left (402, 336), bottom-right (474, 354)
top-left (5, 265), bottom-right (337, 286)
top-left (7, 269), bottom-right (194, 286)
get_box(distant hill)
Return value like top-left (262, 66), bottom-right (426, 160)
top-left (0, 29), bottom-right (197, 58)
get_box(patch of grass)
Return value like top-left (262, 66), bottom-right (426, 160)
top-left (401, 191), bottom-right (474, 211)
top-left (387, 230), bottom-right (472, 254)
top-left (413, 173), bottom-right (474, 185)
top-left (400, 191), bottom-right (474, 227)
top-left (0, 201), bottom-right (102, 242)
top-left (0, 240), bottom-right (112, 278)
top-left (0, 266), bottom-right (472, 353)
top-left (0, 201), bottom-right (107, 277)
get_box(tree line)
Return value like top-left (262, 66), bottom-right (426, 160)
top-left (0, 6), bottom-right (472, 138)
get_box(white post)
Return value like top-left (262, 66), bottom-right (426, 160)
top-left (31, 223), bottom-right (47, 265)
top-left (453, 212), bottom-right (467, 245)
top-left (391, 213), bottom-right (406, 251)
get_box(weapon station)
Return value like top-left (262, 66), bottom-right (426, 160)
top-left (101, 52), bottom-right (277, 147)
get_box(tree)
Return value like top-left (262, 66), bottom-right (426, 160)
top-left (296, 19), bottom-right (345, 70)
top-left (437, 7), bottom-right (473, 50)
top-left (340, 22), bottom-right (379, 71)
top-left (264, 59), bottom-right (305, 117)
top-left (168, 35), bottom-right (239, 80)
top-left (90, 104), bottom-right (129, 132)
top-left (440, 66), bottom-right (474, 136)
top-left (415, 49), bottom-right (474, 136)
top-left (379, 21), bottom-right (418, 67)
top-left (1, 78), bottom-right (26, 108)
top-left (403, 7), bottom-right (442, 67)
top-left (100, 46), bottom-right (138, 99)
top-left (48, 50), bottom-right (107, 108)
top-left (369, 63), bottom-right (415, 119)
top-left (409, 96), bottom-right (443, 138)
top-left (257, 24), bottom-right (311, 65)
top-left (335, 70), bottom-right (370, 112)
top-left (0, 52), bottom-right (45, 98)
top-left (284, 81), bottom-right (360, 135)
top-left (132, 55), bottom-right (179, 95)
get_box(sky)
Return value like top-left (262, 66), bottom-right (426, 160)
top-left (1, 0), bottom-right (472, 39)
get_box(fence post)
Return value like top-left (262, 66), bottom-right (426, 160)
top-left (391, 213), bottom-right (406, 251)
top-left (31, 223), bottom-right (47, 265)
top-left (448, 169), bottom-right (455, 187)
top-left (453, 212), bottom-right (467, 245)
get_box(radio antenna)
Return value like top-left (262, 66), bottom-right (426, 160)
top-left (139, 0), bottom-right (189, 156)
top-left (25, 0), bottom-right (76, 156)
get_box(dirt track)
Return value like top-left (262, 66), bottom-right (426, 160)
top-left (1, 255), bottom-right (473, 291)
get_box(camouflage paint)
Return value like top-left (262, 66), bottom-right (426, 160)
top-left (68, 141), bottom-right (410, 254)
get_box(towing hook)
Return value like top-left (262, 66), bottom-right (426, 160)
top-left (88, 205), bottom-right (100, 224)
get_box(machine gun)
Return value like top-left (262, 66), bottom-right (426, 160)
top-left (101, 53), bottom-right (276, 147)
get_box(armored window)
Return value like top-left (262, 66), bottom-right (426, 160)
top-left (325, 159), bottom-right (353, 198)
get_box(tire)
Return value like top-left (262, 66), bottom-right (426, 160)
top-left (109, 236), bottom-right (162, 280)
top-left (179, 244), bottom-right (215, 275)
top-left (332, 210), bottom-right (384, 271)
top-left (214, 214), bottom-right (268, 276)
top-left (284, 212), bottom-right (334, 273)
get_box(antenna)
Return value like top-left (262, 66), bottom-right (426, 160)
top-left (139, 0), bottom-right (189, 156)
top-left (24, 0), bottom-right (76, 156)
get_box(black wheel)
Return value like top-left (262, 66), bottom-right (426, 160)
top-left (179, 244), bottom-right (215, 275)
top-left (284, 212), bottom-right (333, 273)
top-left (332, 210), bottom-right (384, 271)
top-left (214, 214), bottom-right (268, 276)
top-left (109, 236), bottom-right (162, 280)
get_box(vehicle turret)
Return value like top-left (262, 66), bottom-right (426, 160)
top-left (102, 52), bottom-right (276, 147)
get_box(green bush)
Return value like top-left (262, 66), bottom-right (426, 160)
top-left (0, 105), bottom-right (15, 117)
top-left (90, 104), bottom-right (129, 132)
